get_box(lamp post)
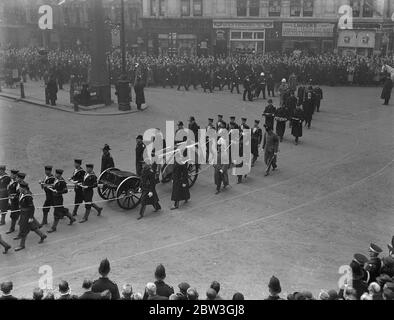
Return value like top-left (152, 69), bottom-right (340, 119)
top-left (117, 0), bottom-right (131, 111)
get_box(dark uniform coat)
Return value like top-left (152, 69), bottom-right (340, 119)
top-left (91, 277), bottom-right (120, 300)
top-left (0, 174), bottom-right (11, 212)
top-left (7, 179), bottom-right (19, 219)
top-left (381, 78), bottom-right (393, 100)
top-left (263, 104), bottom-right (276, 129)
top-left (82, 172), bottom-right (98, 209)
top-left (134, 81), bottom-right (146, 106)
top-left (101, 153), bottom-right (115, 173)
top-left (171, 162), bottom-right (190, 202)
top-left (18, 192), bottom-right (39, 237)
top-left (275, 107), bottom-right (288, 138)
top-left (52, 178), bottom-right (68, 219)
top-left (71, 168), bottom-right (85, 204)
top-left (136, 142), bottom-right (146, 177)
top-left (140, 166), bottom-right (159, 206)
top-left (291, 108), bottom-right (304, 138)
top-left (251, 126), bottom-right (263, 158)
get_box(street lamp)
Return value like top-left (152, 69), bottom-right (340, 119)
top-left (116, 0), bottom-right (131, 111)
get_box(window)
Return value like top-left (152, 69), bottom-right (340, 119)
top-left (216, 0), bottom-right (226, 14)
top-left (290, 0), bottom-right (301, 17)
top-left (351, 0), bottom-right (361, 17)
top-left (63, 7), bottom-right (70, 25)
top-left (249, 0), bottom-right (260, 17)
top-left (237, 0), bottom-right (247, 17)
top-left (363, 0), bottom-right (373, 17)
top-left (302, 0), bottom-right (313, 17)
top-left (243, 32), bottom-right (253, 39)
top-left (254, 32), bottom-right (265, 40)
top-left (181, 0), bottom-right (190, 16)
top-left (193, 0), bottom-right (202, 16)
top-left (231, 32), bottom-right (242, 40)
top-left (150, 0), bottom-right (157, 16)
top-left (268, 0), bottom-right (281, 17)
top-left (159, 0), bottom-right (166, 16)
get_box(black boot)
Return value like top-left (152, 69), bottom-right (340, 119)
top-left (14, 237), bottom-right (26, 252)
top-left (0, 236), bottom-right (11, 254)
top-left (34, 229), bottom-right (47, 244)
top-left (79, 208), bottom-right (91, 223)
top-left (0, 213), bottom-right (5, 226)
top-left (64, 209), bottom-right (76, 225)
top-left (6, 219), bottom-right (17, 234)
top-left (138, 205), bottom-right (146, 220)
top-left (170, 201), bottom-right (179, 210)
top-left (40, 210), bottom-right (49, 228)
top-left (72, 205), bottom-right (79, 217)
top-left (47, 219), bottom-right (59, 233)
top-left (92, 204), bottom-right (103, 216)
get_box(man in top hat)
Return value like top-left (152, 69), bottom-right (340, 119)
top-left (188, 116), bottom-right (200, 143)
top-left (227, 116), bottom-right (239, 131)
top-left (135, 135), bottom-right (146, 177)
top-left (38, 166), bottom-right (55, 228)
top-left (251, 120), bottom-right (263, 167)
top-left (265, 276), bottom-right (283, 300)
top-left (92, 258), bottom-right (120, 300)
top-left (262, 125), bottom-right (279, 176)
top-left (302, 90), bottom-right (315, 129)
top-left (138, 162), bottom-right (161, 220)
top-left (366, 243), bottom-right (383, 283)
top-left (263, 100), bottom-right (276, 131)
top-left (101, 144), bottom-right (115, 173)
top-left (47, 169), bottom-right (76, 233)
top-left (79, 164), bottom-right (102, 223)
top-left (69, 160), bottom-right (85, 217)
top-left (0, 165), bottom-right (10, 226)
top-left (216, 115), bottom-right (227, 132)
top-left (14, 181), bottom-right (47, 252)
top-left (5, 170), bottom-right (20, 234)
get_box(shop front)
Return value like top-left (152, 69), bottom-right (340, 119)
top-left (281, 22), bottom-right (336, 53)
top-left (213, 20), bottom-right (273, 56)
top-left (337, 29), bottom-right (377, 56)
top-left (142, 18), bottom-right (213, 56)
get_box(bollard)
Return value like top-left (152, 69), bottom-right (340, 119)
top-left (20, 80), bottom-right (25, 99)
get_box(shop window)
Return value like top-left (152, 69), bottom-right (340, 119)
top-left (159, 0), bottom-right (166, 16)
top-left (290, 0), bottom-right (301, 17)
top-left (243, 32), bottom-right (253, 39)
top-left (302, 0), bottom-right (313, 17)
top-left (237, 0), bottom-right (247, 17)
top-left (362, 0), bottom-right (373, 17)
top-left (231, 32), bottom-right (242, 40)
top-left (193, 0), bottom-right (203, 16)
top-left (181, 0), bottom-right (191, 16)
top-left (216, 0), bottom-right (226, 14)
top-left (150, 0), bottom-right (157, 16)
top-left (63, 7), bottom-right (70, 25)
top-left (254, 32), bottom-right (265, 40)
top-left (350, 0), bottom-right (361, 17)
top-left (249, 0), bottom-right (260, 17)
top-left (268, 0), bottom-right (281, 17)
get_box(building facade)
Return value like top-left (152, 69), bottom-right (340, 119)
top-left (142, 0), bottom-right (394, 56)
top-left (0, 0), bottom-right (143, 52)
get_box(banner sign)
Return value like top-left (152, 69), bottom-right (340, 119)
top-left (282, 23), bottom-right (335, 37)
top-left (213, 20), bottom-right (273, 29)
top-left (338, 30), bottom-right (375, 48)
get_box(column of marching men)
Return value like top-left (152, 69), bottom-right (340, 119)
top-left (0, 160), bottom-right (103, 253)
top-left (134, 82), bottom-right (323, 220)
top-left (0, 83), bottom-right (323, 253)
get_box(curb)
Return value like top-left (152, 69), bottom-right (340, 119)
top-left (0, 93), bottom-right (148, 116)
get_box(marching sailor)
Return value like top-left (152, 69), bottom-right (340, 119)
top-left (69, 159), bottom-right (85, 217)
top-left (79, 164), bottom-right (103, 223)
top-left (38, 166), bottom-right (55, 228)
top-left (0, 165), bottom-right (11, 226)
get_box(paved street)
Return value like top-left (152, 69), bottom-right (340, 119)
top-left (0, 85), bottom-right (393, 299)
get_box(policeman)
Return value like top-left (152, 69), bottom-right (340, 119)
top-left (313, 86), bottom-right (323, 112)
top-left (263, 100), bottom-right (277, 130)
top-left (135, 135), bottom-right (146, 177)
top-left (227, 116), bottom-right (239, 131)
top-left (0, 165), bottom-right (11, 226)
top-left (47, 169), bottom-right (76, 233)
top-left (69, 159), bottom-right (85, 217)
top-left (251, 120), bottom-right (263, 167)
top-left (291, 105), bottom-right (305, 145)
top-left (255, 72), bottom-right (266, 100)
top-left (240, 118), bottom-right (250, 132)
top-left (216, 115), bottom-right (227, 131)
top-left (14, 181), bottom-right (47, 252)
top-left (6, 170), bottom-right (20, 234)
top-left (79, 164), bottom-right (102, 223)
top-left (101, 144), bottom-right (115, 173)
top-left (230, 71), bottom-right (241, 94)
top-left (38, 166), bottom-right (55, 228)
top-left (243, 75), bottom-right (253, 102)
top-left (275, 105), bottom-right (288, 142)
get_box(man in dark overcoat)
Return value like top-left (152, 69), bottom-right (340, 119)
top-left (170, 160), bottom-right (190, 210)
top-left (381, 76), bottom-right (393, 105)
top-left (138, 163), bottom-right (161, 220)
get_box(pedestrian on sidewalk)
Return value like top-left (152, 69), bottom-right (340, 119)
top-left (134, 76), bottom-right (145, 111)
top-left (46, 75), bottom-right (58, 106)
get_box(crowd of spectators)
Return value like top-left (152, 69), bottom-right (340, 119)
top-left (1, 237), bottom-right (394, 300)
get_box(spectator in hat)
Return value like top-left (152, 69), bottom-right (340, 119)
top-left (32, 288), bottom-right (44, 300)
top-left (79, 279), bottom-right (102, 300)
top-left (367, 243), bottom-right (383, 282)
top-left (187, 287), bottom-right (199, 300)
top-left (367, 282), bottom-right (382, 300)
top-left (135, 135), bottom-right (146, 177)
top-left (177, 282), bottom-right (190, 300)
top-left (381, 256), bottom-right (394, 277)
top-left (131, 292), bottom-right (143, 300)
top-left (101, 290), bottom-right (112, 300)
top-left (91, 258), bottom-right (120, 300)
top-left (265, 276), bottom-right (283, 300)
top-left (57, 280), bottom-right (78, 300)
top-left (318, 290), bottom-right (330, 300)
top-left (210, 281), bottom-right (223, 300)
top-left (206, 288), bottom-right (217, 300)
top-left (101, 144), bottom-right (115, 173)
top-left (327, 289), bottom-right (339, 300)
top-left (143, 264), bottom-right (174, 299)
top-left (121, 284), bottom-right (133, 300)
top-left (0, 281), bottom-right (17, 300)
top-left (232, 292), bottom-right (245, 300)
top-left (188, 116), bottom-right (200, 142)
top-left (145, 282), bottom-right (168, 300)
